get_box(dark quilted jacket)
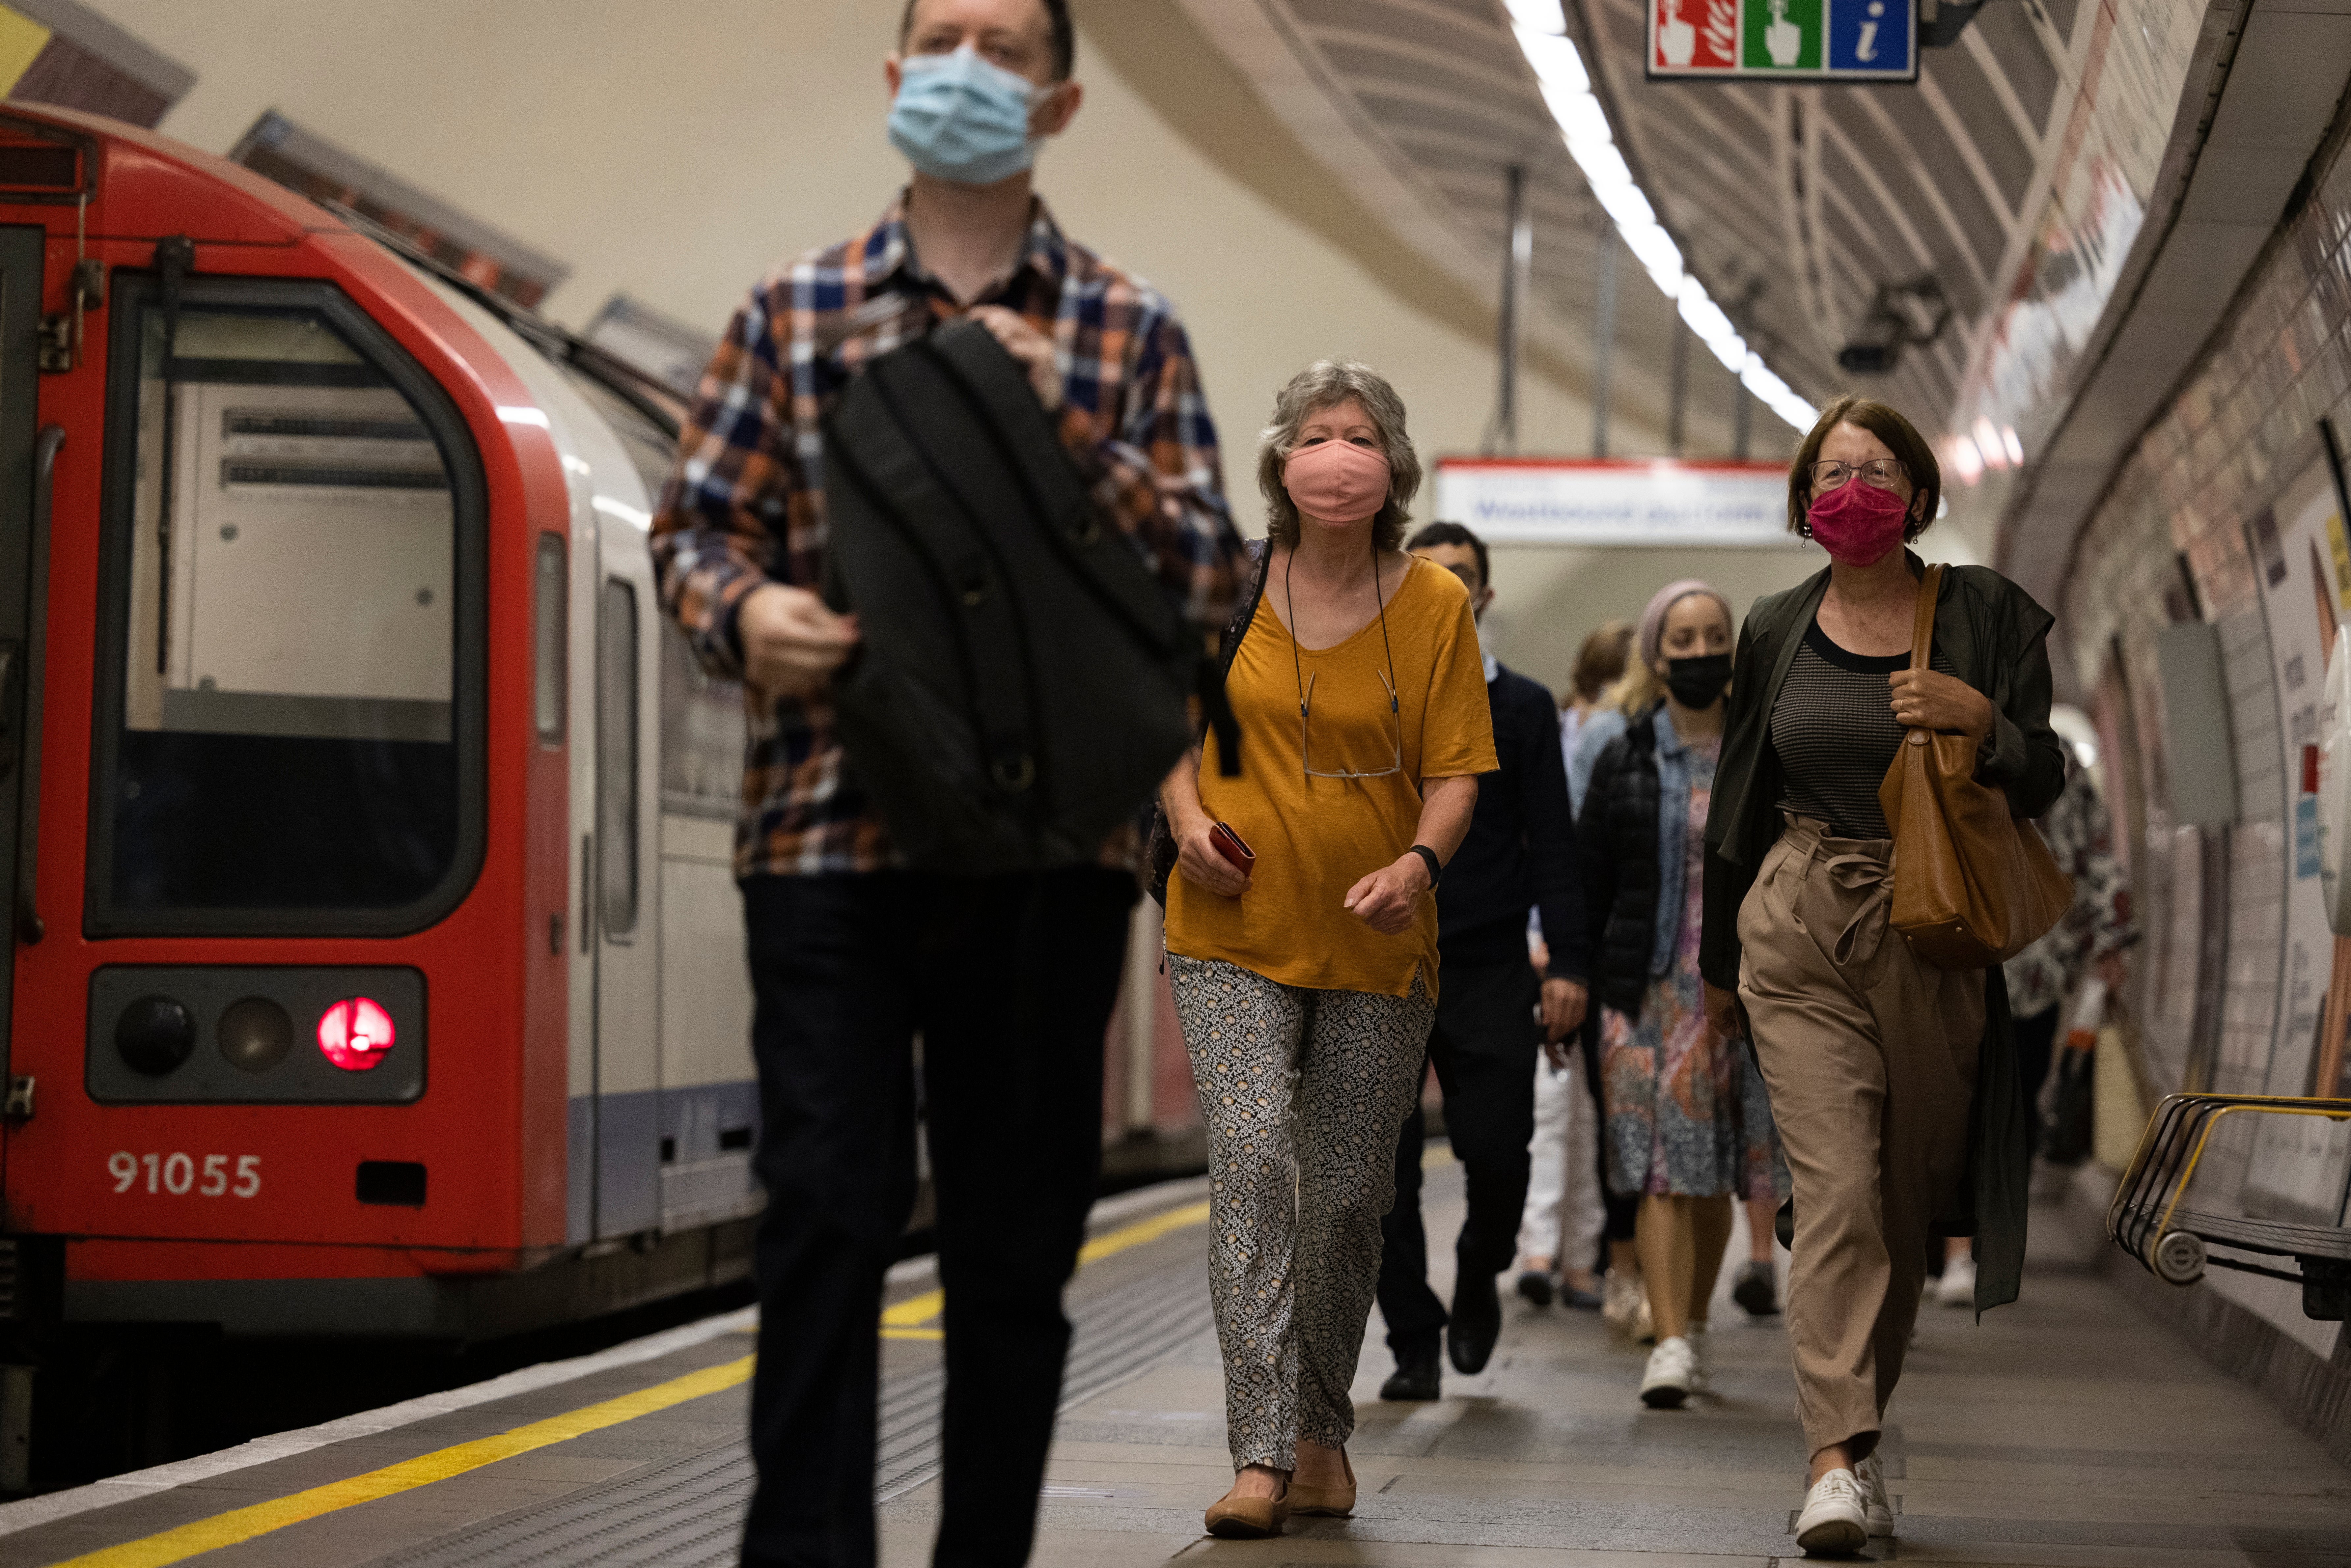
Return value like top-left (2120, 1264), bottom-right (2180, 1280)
top-left (1579, 706), bottom-right (1663, 1020)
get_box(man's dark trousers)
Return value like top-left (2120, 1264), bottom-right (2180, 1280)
top-left (738, 867), bottom-right (1133, 1568)
top-left (1378, 956), bottom-right (1541, 1353)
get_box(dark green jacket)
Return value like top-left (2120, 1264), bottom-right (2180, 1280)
top-left (1698, 553), bottom-right (2065, 1316)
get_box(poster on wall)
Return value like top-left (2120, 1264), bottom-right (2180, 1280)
top-left (2243, 455), bottom-right (2351, 1219)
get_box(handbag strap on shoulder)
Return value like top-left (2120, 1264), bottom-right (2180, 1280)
top-left (1910, 563), bottom-right (1945, 671)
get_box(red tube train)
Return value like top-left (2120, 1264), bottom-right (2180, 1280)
top-left (0, 99), bottom-right (772, 1376)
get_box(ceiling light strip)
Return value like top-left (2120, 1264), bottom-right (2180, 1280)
top-left (1505, 0), bottom-right (1816, 433)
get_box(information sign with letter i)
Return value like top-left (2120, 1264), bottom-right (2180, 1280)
top-left (1647, 0), bottom-right (1916, 82)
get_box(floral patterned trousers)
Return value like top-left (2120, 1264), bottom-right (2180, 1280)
top-left (1167, 953), bottom-right (1434, 1471)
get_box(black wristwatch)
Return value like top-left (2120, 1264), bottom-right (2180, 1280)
top-left (1408, 843), bottom-right (1443, 890)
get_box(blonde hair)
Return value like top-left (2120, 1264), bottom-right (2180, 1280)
top-left (1609, 663), bottom-right (1665, 718)
top-left (1256, 358), bottom-right (1422, 552)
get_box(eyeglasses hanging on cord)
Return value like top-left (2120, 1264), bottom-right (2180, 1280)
top-left (1287, 540), bottom-right (1403, 782)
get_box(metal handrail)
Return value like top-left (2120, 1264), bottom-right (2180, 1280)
top-left (2107, 1094), bottom-right (2351, 1289)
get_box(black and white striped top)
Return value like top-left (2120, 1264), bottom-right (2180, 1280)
top-left (1770, 620), bottom-right (1958, 840)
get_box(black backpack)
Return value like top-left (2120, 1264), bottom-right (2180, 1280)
top-left (821, 319), bottom-right (1232, 875)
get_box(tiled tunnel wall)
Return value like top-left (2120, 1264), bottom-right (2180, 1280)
top-left (2062, 98), bottom-right (2351, 1355)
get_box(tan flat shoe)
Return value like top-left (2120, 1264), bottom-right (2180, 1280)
top-left (1204, 1482), bottom-right (1289, 1538)
top-left (1289, 1446), bottom-right (1356, 1517)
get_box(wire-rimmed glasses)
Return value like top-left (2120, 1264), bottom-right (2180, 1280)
top-left (1288, 547), bottom-right (1404, 782)
top-left (1809, 457), bottom-right (1906, 490)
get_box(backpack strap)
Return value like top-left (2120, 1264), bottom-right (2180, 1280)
top-left (1198, 540), bottom-right (1268, 777)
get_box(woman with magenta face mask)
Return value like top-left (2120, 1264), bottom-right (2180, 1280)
top-left (1157, 359), bottom-right (1495, 1539)
top-left (1695, 396), bottom-right (2064, 1554)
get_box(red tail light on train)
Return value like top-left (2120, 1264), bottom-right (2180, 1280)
top-left (316, 997), bottom-right (395, 1071)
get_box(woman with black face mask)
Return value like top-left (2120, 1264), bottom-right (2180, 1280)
top-left (1576, 579), bottom-right (1783, 1412)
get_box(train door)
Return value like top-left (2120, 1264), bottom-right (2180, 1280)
top-left (591, 526), bottom-right (661, 1235)
top-left (0, 225), bottom-right (46, 1166)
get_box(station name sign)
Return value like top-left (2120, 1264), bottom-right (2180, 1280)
top-left (1433, 458), bottom-right (1802, 548)
top-left (1647, 0), bottom-right (1917, 82)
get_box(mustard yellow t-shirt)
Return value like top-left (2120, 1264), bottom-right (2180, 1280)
top-left (1165, 554), bottom-right (1498, 998)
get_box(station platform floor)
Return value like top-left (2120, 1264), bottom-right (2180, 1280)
top-left (1, 1154), bottom-right (2345, 1567)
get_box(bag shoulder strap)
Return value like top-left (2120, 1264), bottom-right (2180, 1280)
top-left (1910, 563), bottom-right (1945, 672)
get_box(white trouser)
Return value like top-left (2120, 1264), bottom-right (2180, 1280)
top-left (1517, 1043), bottom-right (1604, 1271)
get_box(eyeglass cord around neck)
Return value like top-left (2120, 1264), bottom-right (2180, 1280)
top-left (1285, 539), bottom-right (1400, 778)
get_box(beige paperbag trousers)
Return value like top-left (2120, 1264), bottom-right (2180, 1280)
top-left (1737, 814), bottom-right (1983, 1459)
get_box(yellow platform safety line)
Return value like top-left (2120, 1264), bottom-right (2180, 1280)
top-left (57, 1195), bottom-right (1218, 1566)
top-left (50, 1355), bottom-right (757, 1568)
top-left (879, 1198), bottom-right (1212, 1341)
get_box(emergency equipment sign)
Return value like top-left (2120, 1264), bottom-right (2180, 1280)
top-left (1647, 0), bottom-right (1917, 82)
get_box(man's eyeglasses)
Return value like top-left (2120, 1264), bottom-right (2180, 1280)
top-left (1810, 457), bottom-right (1906, 490)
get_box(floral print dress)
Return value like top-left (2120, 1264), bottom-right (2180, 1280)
top-left (1600, 743), bottom-right (1779, 1202)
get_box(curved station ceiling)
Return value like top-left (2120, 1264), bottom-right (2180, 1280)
top-left (1176, 1), bottom-right (2344, 617)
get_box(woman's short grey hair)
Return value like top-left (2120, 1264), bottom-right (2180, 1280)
top-left (1255, 358), bottom-right (1422, 552)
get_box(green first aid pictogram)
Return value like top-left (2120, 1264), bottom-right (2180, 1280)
top-left (1743, 0), bottom-right (1821, 69)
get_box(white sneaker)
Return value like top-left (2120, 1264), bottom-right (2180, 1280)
top-left (1685, 1322), bottom-right (1710, 1392)
top-left (1936, 1256), bottom-right (1977, 1308)
top-left (1639, 1335), bottom-right (1695, 1408)
top-left (1857, 1452), bottom-right (1895, 1537)
top-left (1601, 1270), bottom-right (1641, 1337)
top-left (1633, 1293), bottom-right (1655, 1344)
top-left (1794, 1467), bottom-right (1868, 1555)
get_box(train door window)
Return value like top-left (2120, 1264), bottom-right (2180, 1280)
top-left (86, 278), bottom-right (484, 935)
top-left (597, 578), bottom-right (639, 937)
top-left (659, 620), bottom-right (745, 818)
top-left (534, 535), bottom-right (566, 744)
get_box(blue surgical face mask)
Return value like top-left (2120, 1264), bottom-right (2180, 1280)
top-left (888, 45), bottom-right (1046, 186)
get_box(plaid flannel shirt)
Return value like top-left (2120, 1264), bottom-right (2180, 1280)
top-left (650, 194), bottom-right (1243, 878)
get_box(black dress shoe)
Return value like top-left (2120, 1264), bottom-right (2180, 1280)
top-left (1448, 1270), bottom-right (1502, 1374)
top-left (1514, 1269), bottom-right (1555, 1308)
top-left (1380, 1344), bottom-right (1441, 1400)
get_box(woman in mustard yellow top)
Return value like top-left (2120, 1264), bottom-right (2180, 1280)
top-left (1159, 358), bottom-right (1496, 1538)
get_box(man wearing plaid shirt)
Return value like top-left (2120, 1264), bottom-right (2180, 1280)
top-left (650, 2), bottom-right (1242, 1562)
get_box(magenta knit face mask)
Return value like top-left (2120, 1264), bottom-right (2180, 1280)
top-left (1805, 477), bottom-right (1910, 565)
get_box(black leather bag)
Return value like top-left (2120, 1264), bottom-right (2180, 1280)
top-left (820, 319), bottom-right (1218, 875)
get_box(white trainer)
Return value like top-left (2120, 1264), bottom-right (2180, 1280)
top-left (1857, 1452), bottom-right (1895, 1537)
top-left (1639, 1335), bottom-right (1695, 1408)
top-left (1794, 1467), bottom-right (1868, 1555)
top-left (1686, 1321), bottom-right (1711, 1392)
top-left (1936, 1255), bottom-right (1977, 1308)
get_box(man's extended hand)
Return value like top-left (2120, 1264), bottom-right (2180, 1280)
top-left (739, 582), bottom-right (858, 701)
top-left (967, 305), bottom-right (1064, 412)
top-left (1540, 977), bottom-right (1587, 1046)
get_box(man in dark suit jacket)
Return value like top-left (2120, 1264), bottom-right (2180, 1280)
top-left (1377, 522), bottom-right (1590, 1398)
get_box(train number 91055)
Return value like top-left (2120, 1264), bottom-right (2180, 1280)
top-left (107, 1151), bottom-right (262, 1198)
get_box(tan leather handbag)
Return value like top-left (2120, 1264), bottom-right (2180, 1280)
top-left (1878, 564), bottom-right (2073, 970)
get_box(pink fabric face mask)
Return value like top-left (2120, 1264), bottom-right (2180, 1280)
top-left (1806, 476), bottom-right (1911, 565)
top-left (1283, 439), bottom-right (1390, 525)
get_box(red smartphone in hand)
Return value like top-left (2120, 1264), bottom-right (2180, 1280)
top-left (1211, 822), bottom-right (1255, 873)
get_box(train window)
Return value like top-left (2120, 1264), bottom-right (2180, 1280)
top-left (86, 278), bottom-right (484, 936)
top-left (598, 578), bottom-right (639, 937)
top-left (534, 535), bottom-right (566, 744)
